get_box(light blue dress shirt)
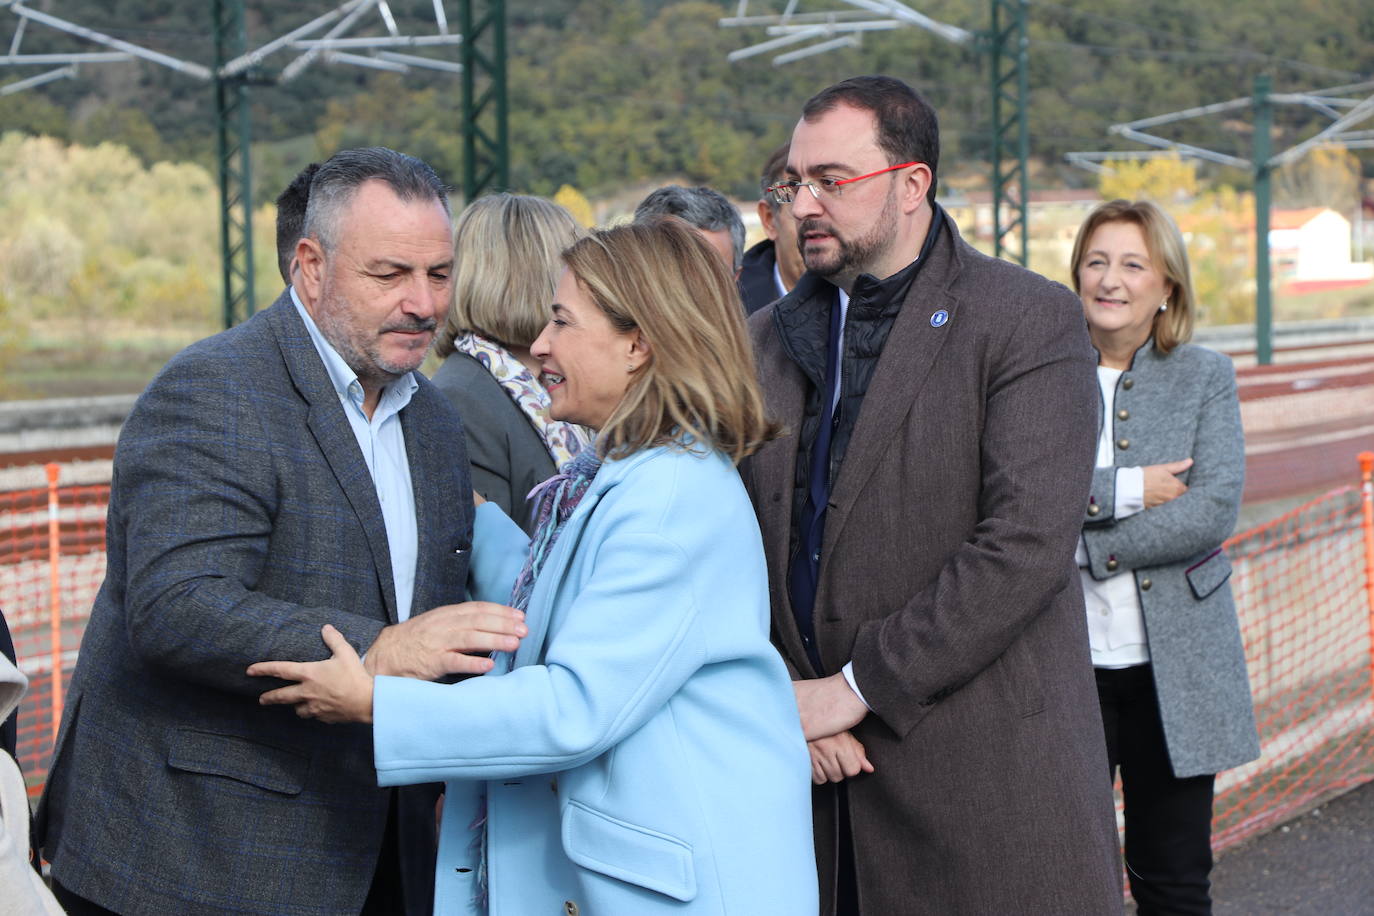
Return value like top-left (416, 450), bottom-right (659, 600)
top-left (291, 288), bottom-right (419, 620)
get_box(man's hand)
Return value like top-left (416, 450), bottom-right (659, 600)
top-left (249, 625), bottom-right (375, 724)
top-left (363, 601), bottom-right (527, 680)
top-left (809, 731), bottom-right (875, 785)
top-left (794, 673), bottom-right (868, 741)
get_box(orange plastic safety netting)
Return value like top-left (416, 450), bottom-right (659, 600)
top-left (3, 469), bottom-right (1374, 843)
top-left (1211, 483), bottom-right (1374, 850)
top-left (1, 474), bottom-right (108, 796)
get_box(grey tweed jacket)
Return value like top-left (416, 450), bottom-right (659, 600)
top-left (37, 292), bottom-right (474, 916)
top-left (1082, 340), bottom-right (1261, 777)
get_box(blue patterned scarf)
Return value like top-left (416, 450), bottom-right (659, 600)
top-left (508, 446), bottom-right (603, 612)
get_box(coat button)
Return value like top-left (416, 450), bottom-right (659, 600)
top-left (1141, 578), bottom-right (1152, 590)
top-left (565, 902), bottom-right (580, 916)
top-left (1122, 377), bottom-right (1134, 390)
top-left (1106, 557), bottom-right (1119, 572)
top-left (1116, 438), bottom-right (1130, 450)
top-left (1087, 503), bottom-right (1101, 517)
top-left (1117, 408), bottom-right (1129, 421)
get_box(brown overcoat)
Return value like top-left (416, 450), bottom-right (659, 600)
top-left (742, 220), bottom-right (1123, 915)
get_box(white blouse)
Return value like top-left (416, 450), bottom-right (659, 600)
top-left (1077, 366), bottom-right (1151, 668)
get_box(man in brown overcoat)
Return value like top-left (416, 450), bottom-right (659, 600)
top-left (742, 76), bottom-right (1124, 914)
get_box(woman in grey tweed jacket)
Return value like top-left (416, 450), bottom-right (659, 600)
top-left (1071, 200), bottom-right (1260, 916)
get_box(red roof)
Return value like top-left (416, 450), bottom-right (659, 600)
top-left (1269, 207), bottom-right (1329, 230)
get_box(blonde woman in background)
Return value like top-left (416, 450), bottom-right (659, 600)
top-left (431, 193), bottom-right (590, 532)
top-left (1071, 199), bottom-right (1259, 915)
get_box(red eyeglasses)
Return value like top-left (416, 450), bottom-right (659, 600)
top-left (766, 161), bottom-right (921, 204)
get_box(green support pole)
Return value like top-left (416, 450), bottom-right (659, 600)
top-left (988, 0), bottom-right (1029, 266)
top-left (214, 0), bottom-right (255, 329)
top-left (1254, 74), bottom-right (1272, 365)
top-left (460, 0), bottom-right (509, 201)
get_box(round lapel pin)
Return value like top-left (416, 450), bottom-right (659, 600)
top-left (930, 309), bottom-right (949, 328)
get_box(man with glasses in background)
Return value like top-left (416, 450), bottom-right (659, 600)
top-left (739, 142), bottom-right (807, 314)
top-left (740, 75), bottom-right (1122, 914)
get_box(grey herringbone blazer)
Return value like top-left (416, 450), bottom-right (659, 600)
top-left (1082, 340), bottom-right (1261, 777)
top-left (37, 292), bottom-right (474, 916)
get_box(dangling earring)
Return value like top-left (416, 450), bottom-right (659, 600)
top-left (1159, 300), bottom-right (1169, 312)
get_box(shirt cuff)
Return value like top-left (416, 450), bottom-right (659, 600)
top-left (841, 662), bottom-right (872, 711)
top-left (1115, 466), bottom-right (1145, 519)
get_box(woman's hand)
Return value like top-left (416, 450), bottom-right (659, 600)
top-left (1142, 458), bottom-right (1193, 508)
top-left (808, 731), bottom-right (875, 785)
top-left (248, 624), bottom-right (375, 724)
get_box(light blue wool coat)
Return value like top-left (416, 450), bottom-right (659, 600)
top-left (373, 443), bottom-right (818, 915)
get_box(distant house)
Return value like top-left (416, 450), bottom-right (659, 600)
top-left (1269, 207), bottom-right (1374, 292)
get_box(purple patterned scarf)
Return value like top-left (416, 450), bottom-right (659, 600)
top-left (508, 447), bottom-right (603, 612)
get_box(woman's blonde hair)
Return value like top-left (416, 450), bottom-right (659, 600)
top-left (435, 193), bottom-right (583, 356)
top-left (562, 218), bottom-right (780, 464)
top-left (1070, 198), bottom-right (1196, 354)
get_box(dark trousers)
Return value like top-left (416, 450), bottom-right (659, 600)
top-left (361, 791), bottom-right (406, 916)
top-left (1096, 665), bottom-right (1216, 916)
top-left (53, 792), bottom-right (414, 916)
top-left (836, 785), bottom-right (860, 915)
top-left (52, 880), bottom-right (120, 916)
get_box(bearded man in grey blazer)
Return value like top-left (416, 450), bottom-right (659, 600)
top-left (37, 148), bottom-right (526, 916)
top-left (741, 76), bottom-right (1123, 914)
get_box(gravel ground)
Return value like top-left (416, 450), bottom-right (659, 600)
top-left (1133, 475), bottom-right (1374, 914)
top-left (1208, 780), bottom-right (1374, 914)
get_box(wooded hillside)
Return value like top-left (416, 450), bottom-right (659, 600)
top-left (2, 0), bottom-right (1371, 201)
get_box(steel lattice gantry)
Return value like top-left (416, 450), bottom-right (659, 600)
top-left (719, 1), bottom-right (1031, 267)
top-left (2, 1), bottom-right (506, 327)
top-left (1067, 75), bottom-right (1374, 364)
top-left (987, 0), bottom-right (1028, 265)
top-left (214, 0), bottom-right (256, 329)
top-left (460, 0), bottom-right (508, 201)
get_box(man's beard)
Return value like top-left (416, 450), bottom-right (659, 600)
top-left (314, 286), bottom-right (436, 389)
top-left (798, 186), bottom-right (899, 282)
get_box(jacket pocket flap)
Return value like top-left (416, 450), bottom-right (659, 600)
top-left (167, 728), bottom-right (308, 796)
top-left (561, 800), bottom-right (697, 902)
top-left (1185, 549), bottom-right (1232, 600)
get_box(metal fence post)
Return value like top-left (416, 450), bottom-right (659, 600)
top-left (45, 462), bottom-right (64, 742)
top-left (1360, 452), bottom-right (1374, 701)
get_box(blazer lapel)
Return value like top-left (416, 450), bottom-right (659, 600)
top-left (267, 295), bottom-right (400, 623)
top-left (821, 225), bottom-right (964, 568)
top-left (401, 393), bottom-right (446, 621)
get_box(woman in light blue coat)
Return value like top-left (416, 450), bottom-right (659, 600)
top-left (251, 219), bottom-right (818, 915)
